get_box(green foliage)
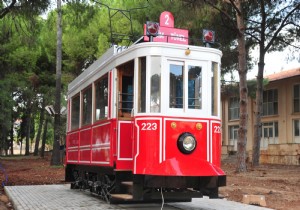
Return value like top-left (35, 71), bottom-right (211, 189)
top-left (222, 78), bottom-right (271, 99)
top-left (1, 0), bottom-right (296, 156)
top-left (0, 0), bottom-right (51, 19)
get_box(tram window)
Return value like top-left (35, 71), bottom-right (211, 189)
top-left (188, 65), bottom-right (202, 109)
top-left (211, 62), bottom-right (219, 116)
top-left (95, 75), bottom-right (108, 120)
top-left (151, 56), bottom-right (161, 113)
top-left (82, 86), bottom-right (92, 126)
top-left (121, 76), bottom-right (133, 113)
top-left (169, 64), bottom-right (183, 108)
top-left (138, 57), bottom-right (146, 113)
top-left (118, 61), bottom-right (134, 118)
top-left (71, 95), bottom-right (80, 130)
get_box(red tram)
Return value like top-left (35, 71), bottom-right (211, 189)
top-left (65, 12), bottom-right (226, 203)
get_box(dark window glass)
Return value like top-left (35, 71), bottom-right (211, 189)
top-left (229, 97), bottom-right (239, 120)
top-left (294, 120), bottom-right (300, 136)
top-left (82, 86), bottom-right (92, 126)
top-left (263, 89), bottom-right (278, 116)
top-left (294, 84), bottom-right (300, 113)
top-left (71, 95), bottom-right (80, 130)
top-left (121, 76), bottom-right (133, 113)
top-left (95, 75), bottom-right (108, 120)
top-left (138, 57), bottom-right (146, 113)
top-left (188, 65), bottom-right (202, 109)
top-left (169, 64), bottom-right (183, 108)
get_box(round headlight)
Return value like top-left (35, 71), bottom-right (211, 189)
top-left (177, 133), bottom-right (197, 154)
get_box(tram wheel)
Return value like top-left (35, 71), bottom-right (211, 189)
top-left (96, 174), bottom-right (115, 202)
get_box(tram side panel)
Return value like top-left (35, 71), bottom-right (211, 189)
top-left (211, 121), bottom-right (222, 168)
top-left (91, 120), bottom-right (115, 166)
top-left (133, 118), bottom-right (162, 174)
top-left (65, 120), bottom-right (116, 170)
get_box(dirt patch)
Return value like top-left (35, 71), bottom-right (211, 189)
top-left (219, 162), bottom-right (300, 210)
top-left (0, 156), bottom-right (299, 210)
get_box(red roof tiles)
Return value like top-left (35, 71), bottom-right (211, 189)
top-left (265, 67), bottom-right (300, 81)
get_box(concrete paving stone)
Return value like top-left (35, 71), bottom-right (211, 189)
top-left (4, 184), bottom-right (274, 210)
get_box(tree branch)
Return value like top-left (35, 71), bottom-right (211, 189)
top-left (203, 0), bottom-right (240, 35)
top-left (0, 0), bottom-right (17, 19)
top-left (265, 3), bottom-right (300, 52)
top-left (228, 0), bottom-right (242, 16)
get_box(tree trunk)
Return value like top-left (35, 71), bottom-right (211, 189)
top-left (20, 140), bottom-right (22, 155)
top-left (10, 121), bottom-right (14, 155)
top-left (51, 0), bottom-right (62, 165)
top-left (235, 0), bottom-right (248, 172)
top-left (41, 116), bottom-right (49, 158)
top-left (252, 1), bottom-right (267, 166)
top-left (25, 113), bottom-right (31, 156)
top-left (34, 98), bottom-right (45, 156)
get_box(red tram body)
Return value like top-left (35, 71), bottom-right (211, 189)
top-left (65, 12), bottom-right (226, 203)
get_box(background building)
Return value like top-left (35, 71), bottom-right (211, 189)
top-left (221, 67), bottom-right (300, 165)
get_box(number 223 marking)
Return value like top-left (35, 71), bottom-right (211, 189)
top-left (141, 123), bottom-right (157, 130)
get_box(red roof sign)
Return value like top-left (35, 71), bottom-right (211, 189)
top-left (144, 11), bottom-right (189, 45)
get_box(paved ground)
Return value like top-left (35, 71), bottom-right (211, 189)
top-left (4, 184), bottom-right (273, 210)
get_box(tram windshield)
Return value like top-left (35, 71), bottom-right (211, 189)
top-left (135, 57), bottom-right (219, 117)
top-left (169, 64), bottom-right (184, 108)
top-left (188, 65), bottom-right (202, 109)
top-left (169, 62), bottom-right (203, 111)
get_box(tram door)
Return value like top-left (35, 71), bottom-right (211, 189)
top-left (116, 61), bottom-right (134, 169)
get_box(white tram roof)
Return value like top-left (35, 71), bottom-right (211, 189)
top-left (68, 41), bottom-right (222, 98)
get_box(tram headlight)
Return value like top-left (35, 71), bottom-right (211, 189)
top-left (177, 133), bottom-right (197, 154)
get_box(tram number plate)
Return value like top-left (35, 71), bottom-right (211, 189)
top-left (214, 125), bottom-right (221, 133)
top-left (141, 123), bottom-right (157, 131)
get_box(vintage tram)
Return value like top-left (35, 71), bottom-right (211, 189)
top-left (65, 12), bottom-right (226, 203)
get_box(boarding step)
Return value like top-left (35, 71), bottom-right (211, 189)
top-left (111, 193), bottom-right (133, 201)
top-left (121, 181), bottom-right (133, 187)
top-left (119, 181), bottom-right (133, 194)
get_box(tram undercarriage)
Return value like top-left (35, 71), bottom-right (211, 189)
top-left (65, 164), bottom-right (226, 203)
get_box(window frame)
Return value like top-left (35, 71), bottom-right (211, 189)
top-left (229, 97), bottom-right (240, 120)
top-left (167, 60), bottom-right (207, 114)
top-left (81, 85), bottom-right (93, 126)
top-left (262, 89), bottom-right (278, 116)
top-left (71, 94), bottom-right (80, 131)
top-left (293, 84), bottom-right (300, 113)
top-left (94, 74), bottom-right (109, 121)
top-left (293, 119), bottom-right (300, 143)
top-left (260, 121), bottom-right (279, 149)
top-left (169, 61), bottom-right (184, 109)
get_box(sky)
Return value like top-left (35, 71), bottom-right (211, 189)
top-left (251, 46), bottom-right (299, 76)
top-left (226, 48), bottom-right (300, 81)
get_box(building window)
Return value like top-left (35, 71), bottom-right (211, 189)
top-left (229, 125), bottom-right (239, 151)
top-left (294, 84), bottom-right (300, 113)
top-left (294, 119), bottom-right (300, 143)
top-left (229, 97), bottom-right (239, 120)
top-left (261, 121), bottom-right (278, 149)
top-left (263, 89), bottom-right (278, 116)
top-left (82, 86), bottom-right (93, 126)
top-left (95, 75), bottom-right (108, 121)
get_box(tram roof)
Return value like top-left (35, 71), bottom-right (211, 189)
top-left (68, 40), bottom-right (222, 96)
